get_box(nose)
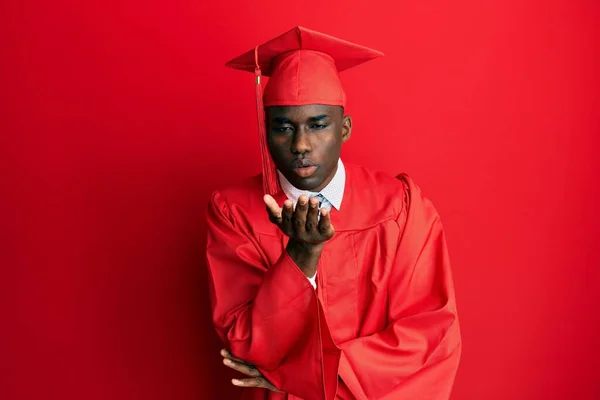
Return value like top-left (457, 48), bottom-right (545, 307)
top-left (291, 130), bottom-right (311, 154)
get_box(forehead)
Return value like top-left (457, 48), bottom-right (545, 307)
top-left (266, 104), bottom-right (341, 120)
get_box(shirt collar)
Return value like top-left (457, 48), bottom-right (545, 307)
top-left (277, 159), bottom-right (346, 211)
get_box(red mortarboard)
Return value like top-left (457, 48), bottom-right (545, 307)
top-left (226, 26), bottom-right (383, 195)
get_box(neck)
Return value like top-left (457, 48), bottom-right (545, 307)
top-left (309, 162), bottom-right (338, 192)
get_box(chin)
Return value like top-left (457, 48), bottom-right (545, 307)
top-left (291, 176), bottom-right (323, 191)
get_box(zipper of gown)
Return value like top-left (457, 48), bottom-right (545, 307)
top-left (316, 284), bottom-right (328, 400)
top-left (316, 251), bottom-right (339, 399)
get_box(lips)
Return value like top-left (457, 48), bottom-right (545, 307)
top-left (293, 165), bottom-right (318, 177)
top-left (292, 158), bottom-right (316, 169)
top-left (291, 159), bottom-right (318, 178)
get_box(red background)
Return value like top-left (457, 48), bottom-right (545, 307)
top-left (2, 0), bottom-right (599, 399)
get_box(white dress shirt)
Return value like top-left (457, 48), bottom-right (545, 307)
top-left (278, 159), bottom-right (346, 289)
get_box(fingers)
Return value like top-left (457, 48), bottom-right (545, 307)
top-left (305, 197), bottom-right (320, 234)
top-left (232, 377), bottom-right (279, 391)
top-left (281, 199), bottom-right (294, 235)
top-left (317, 207), bottom-right (335, 239)
top-left (292, 195), bottom-right (309, 236)
top-left (221, 349), bottom-right (281, 392)
top-left (223, 358), bottom-right (261, 377)
top-left (263, 195), bottom-right (282, 223)
top-left (264, 195), bottom-right (334, 244)
top-left (221, 349), bottom-right (252, 366)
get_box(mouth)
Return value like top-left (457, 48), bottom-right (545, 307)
top-left (291, 159), bottom-right (318, 178)
top-left (292, 165), bottom-right (318, 178)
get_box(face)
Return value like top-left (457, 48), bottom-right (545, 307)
top-left (266, 104), bottom-right (352, 192)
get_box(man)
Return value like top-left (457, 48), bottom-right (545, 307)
top-left (206, 26), bottom-right (461, 399)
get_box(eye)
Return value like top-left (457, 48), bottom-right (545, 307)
top-left (310, 124), bottom-right (328, 130)
top-left (274, 126), bottom-right (294, 133)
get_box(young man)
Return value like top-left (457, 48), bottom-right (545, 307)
top-left (206, 26), bottom-right (461, 400)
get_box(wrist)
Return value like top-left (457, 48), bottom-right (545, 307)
top-left (286, 239), bottom-right (323, 276)
top-left (287, 239), bottom-right (323, 256)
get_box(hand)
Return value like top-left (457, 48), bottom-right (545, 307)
top-left (264, 194), bottom-right (335, 275)
top-left (264, 194), bottom-right (335, 245)
top-left (221, 349), bottom-right (281, 392)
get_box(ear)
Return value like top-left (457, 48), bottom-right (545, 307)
top-left (341, 115), bottom-right (352, 143)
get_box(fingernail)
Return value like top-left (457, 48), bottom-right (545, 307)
top-left (223, 359), bottom-right (231, 365)
top-left (232, 379), bottom-right (242, 385)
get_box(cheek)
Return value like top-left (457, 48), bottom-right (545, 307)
top-left (319, 134), bottom-right (341, 153)
top-left (268, 136), bottom-right (286, 151)
top-left (268, 141), bottom-right (292, 164)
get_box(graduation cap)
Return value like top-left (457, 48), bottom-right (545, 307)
top-left (226, 26), bottom-right (384, 195)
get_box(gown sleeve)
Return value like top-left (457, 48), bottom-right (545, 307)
top-left (206, 191), bottom-right (338, 399)
top-left (336, 176), bottom-right (462, 400)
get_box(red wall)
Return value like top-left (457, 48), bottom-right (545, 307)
top-left (2, 1), bottom-right (599, 399)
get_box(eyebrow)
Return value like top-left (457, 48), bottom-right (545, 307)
top-left (272, 114), bottom-right (330, 124)
top-left (272, 117), bottom-right (292, 124)
top-left (308, 114), bottom-right (329, 122)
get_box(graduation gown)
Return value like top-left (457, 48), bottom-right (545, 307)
top-left (206, 163), bottom-right (461, 400)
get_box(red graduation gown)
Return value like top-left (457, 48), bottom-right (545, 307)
top-left (206, 163), bottom-right (461, 400)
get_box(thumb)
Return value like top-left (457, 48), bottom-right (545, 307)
top-left (263, 195), bottom-right (282, 219)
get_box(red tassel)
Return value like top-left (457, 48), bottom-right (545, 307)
top-left (254, 46), bottom-right (281, 195)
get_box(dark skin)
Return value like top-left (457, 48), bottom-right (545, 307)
top-left (222, 105), bottom-right (353, 390)
top-left (265, 104), bottom-right (352, 277)
top-left (267, 104), bottom-right (351, 193)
